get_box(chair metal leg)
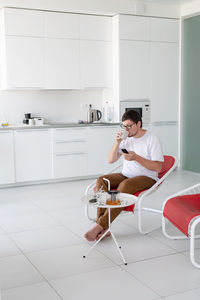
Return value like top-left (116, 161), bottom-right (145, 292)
top-left (137, 202), bottom-right (162, 235)
top-left (85, 204), bottom-right (96, 222)
top-left (190, 217), bottom-right (200, 268)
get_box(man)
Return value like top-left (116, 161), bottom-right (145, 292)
top-left (84, 110), bottom-right (163, 242)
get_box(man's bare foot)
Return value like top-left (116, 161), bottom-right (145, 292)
top-left (84, 224), bottom-right (103, 242)
top-left (96, 230), bottom-right (111, 240)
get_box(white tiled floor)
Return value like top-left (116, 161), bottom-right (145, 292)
top-left (0, 169), bottom-right (200, 299)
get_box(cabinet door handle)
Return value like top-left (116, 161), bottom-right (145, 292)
top-left (55, 128), bottom-right (86, 131)
top-left (55, 152), bottom-right (86, 157)
top-left (55, 139), bottom-right (86, 143)
top-left (11, 87), bottom-right (44, 89)
top-left (15, 129), bottom-right (49, 133)
top-left (90, 126), bottom-right (117, 129)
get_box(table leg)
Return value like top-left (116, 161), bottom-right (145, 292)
top-left (110, 230), bottom-right (127, 265)
top-left (83, 228), bottom-right (110, 258)
top-left (83, 207), bottom-right (127, 265)
top-left (108, 207), bottom-right (127, 265)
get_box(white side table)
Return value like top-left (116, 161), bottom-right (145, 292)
top-left (81, 192), bottom-right (136, 265)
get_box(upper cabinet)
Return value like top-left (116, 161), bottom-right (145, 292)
top-left (114, 14), bottom-right (179, 122)
top-left (5, 36), bottom-right (44, 88)
top-left (149, 18), bottom-right (179, 42)
top-left (80, 40), bottom-right (112, 88)
top-left (0, 8), bottom-right (112, 90)
top-left (0, 8), bottom-right (44, 89)
top-left (3, 8), bottom-right (44, 37)
top-left (119, 15), bottom-right (149, 41)
top-left (80, 15), bottom-right (112, 41)
top-left (44, 12), bottom-right (81, 89)
top-left (80, 15), bottom-right (112, 88)
top-left (44, 38), bottom-right (80, 89)
top-left (120, 40), bottom-right (150, 99)
top-left (44, 12), bottom-right (79, 39)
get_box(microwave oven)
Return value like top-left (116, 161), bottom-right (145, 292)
top-left (120, 99), bottom-right (150, 123)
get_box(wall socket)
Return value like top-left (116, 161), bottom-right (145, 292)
top-left (80, 103), bottom-right (88, 108)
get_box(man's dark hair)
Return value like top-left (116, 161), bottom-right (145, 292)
top-left (122, 110), bottom-right (142, 127)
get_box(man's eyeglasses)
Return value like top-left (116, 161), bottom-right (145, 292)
top-left (120, 123), bottom-right (136, 129)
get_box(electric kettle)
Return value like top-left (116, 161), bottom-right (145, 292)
top-left (87, 106), bottom-right (102, 123)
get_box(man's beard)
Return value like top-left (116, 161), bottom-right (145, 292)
top-left (128, 129), bottom-right (138, 137)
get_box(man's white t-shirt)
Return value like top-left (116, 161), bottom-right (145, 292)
top-left (119, 130), bottom-right (164, 181)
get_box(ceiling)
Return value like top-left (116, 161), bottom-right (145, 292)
top-left (135, 0), bottom-right (196, 5)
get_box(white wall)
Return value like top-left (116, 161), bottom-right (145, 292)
top-left (0, 89), bottom-right (106, 125)
top-left (0, 0), bottom-right (180, 18)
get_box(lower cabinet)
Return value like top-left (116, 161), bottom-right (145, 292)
top-left (87, 126), bottom-right (119, 175)
top-left (14, 129), bottom-right (52, 182)
top-left (0, 131), bottom-right (15, 184)
top-left (150, 122), bottom-right (178, 158)
top-left (52, 128), bottom-right (88, 178)
top-left (53, 126), bottom-right (118, 179)
top-left (0, 126), bottom-right (119, 187)
top-left (54, 153), bottom-right (87, 178)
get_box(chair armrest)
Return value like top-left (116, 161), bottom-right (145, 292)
top-left (137, 156), bottom-right (178, 204)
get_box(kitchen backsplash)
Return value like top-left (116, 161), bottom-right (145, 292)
top-left (0, 89), bottom-right (111, 125)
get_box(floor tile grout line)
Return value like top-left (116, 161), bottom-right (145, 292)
top-left (0, 280), bottom-right (63, 300)
top-left (163, 286), bottom-right (200, 298)
top-left (26, 263), bottom-right (118, 284)
top-left (0, 234), bottom-right (64, 298)
top-left (7, 233), bottom-right (85, 255)
top-left (94, 240), bottom-right (185, 266)
top-left (22, 253), bottom-right (64, 300)
top-left (7, 224), bottom-right (67, 236)
top-left (117, 264), bottom-right (162, 298)
top-left (0, 234), bottom-right (24, 259)
top-left (149, 233), bottom-right (200, 254)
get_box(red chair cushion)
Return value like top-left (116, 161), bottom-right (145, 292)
top-left (158, 155), bottom-right (175, 179)
top-left (163, 194), bottom-right (200, 236)
top-left (124, 155), bottom-right (175, 212)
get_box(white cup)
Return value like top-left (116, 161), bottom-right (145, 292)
top-left (120, 129), bottom-right (128, 140)
top-left (28, 118), bottom-right (35, 126)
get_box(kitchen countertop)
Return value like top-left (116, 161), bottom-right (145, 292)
top-left (0, 122), bottom-right (120, 130)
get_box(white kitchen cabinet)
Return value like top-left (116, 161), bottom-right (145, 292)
top-left (150, 123), bottom-right (178, 158)
top-left (150, 18), bottom-right (179, 43)
top-left (80, 15), bottom-right (112, 41)
top-left (54, 153), bottom-right (87, 178)
top-left (114, 14), bottom-right (179, 123)
top-left (4, 36), bottom-right (44, 88)
top-left (45, 38), bottom-right (80, 89)
top-left (120, 40), bottom-right (150, 99)
top-left (14, 129), bottom-right (52, 182)
top-left (80, 40), bottom-right (112, 88)
top-left (80, 15), bottom-right (112, 88)
top-left (3, 8), bottom-right (44, 37)
top-left (0, 8), bottom-right (113, 90)
top-left (44, 12), bottom-right (79, 39)
top-left (53, 128), bottom-right (87, 178)
top-left (0, 131), bottom-right (15, 184)
top-left (150, 42), bottom-right (179, 122)
top-left (87, 126), bottom-right (119, 175)
top-left (118, 15), bottom-right (149, 41)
